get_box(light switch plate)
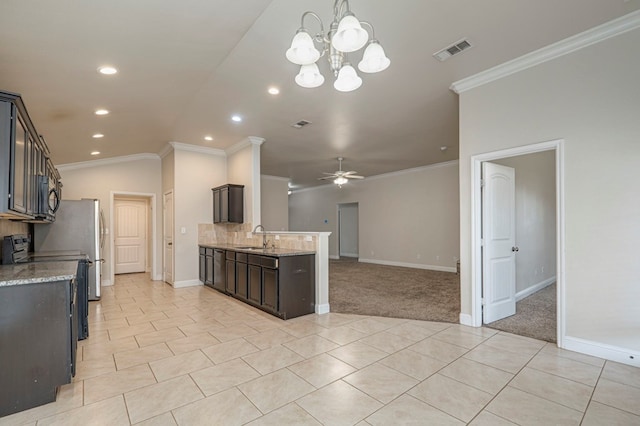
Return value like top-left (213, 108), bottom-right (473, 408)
top-left (181, 227), bottom-right (186, 234)
top-left (246, 232), bottom-right (252, 238)
top-left (305, 235), bottom-right (312, 242)
top-left (275, 235), bottom-right (280, 240)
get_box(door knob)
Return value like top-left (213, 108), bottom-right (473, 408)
top-left (511, 246), bottom-right (519, 252)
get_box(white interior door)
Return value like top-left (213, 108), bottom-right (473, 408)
top-left (482, 162), bottom-right (517, 323)
top-left (114, 198), bottom-right (147, 274)
top-left (163, 191), bottom-right (174, 284)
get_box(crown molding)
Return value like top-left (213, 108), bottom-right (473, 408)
top-left (57, 153), bottom-right (160, 171)
top-left (168, 141), bottom-right (226, 156)
top-left (450, 10), bottom-right (640, 94)
top-left (225, 136), bottom-right (265, 156)
top-left (158, 143), bottom-right (173, 158)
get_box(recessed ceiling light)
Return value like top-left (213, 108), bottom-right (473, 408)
top-left (90, 151), bottom-right (101, 156)
top-left (268, 87), bottom-right (280, 95)
top-left (95, 109), bottom-right (109, 116)
top-left (92, 133), bottom-right (104, 138)
top-left (231, 115), bottom-right (242, 122)
top-left (98, 66), bottom-right (118, 75)
top-left (204, 136), bottom-right (213, 141)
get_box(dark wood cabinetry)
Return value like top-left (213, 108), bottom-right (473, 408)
top-left (199, 245), bottom-right (315, 319)
top-left (212, 184), bottom-right (244, 224)
top-left (200, 248), bottom-right (226, 292)
top-left (1, 91), bottom-right (61, 222)
top-left (0, 279), bottom-right (77, 417)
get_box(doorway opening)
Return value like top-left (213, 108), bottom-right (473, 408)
top-left (109, 191), bottom-right (157, 285)
top-left (337, 202), bottom-right (359, 259)
top-left (470, 139), bottom-right (565, 346)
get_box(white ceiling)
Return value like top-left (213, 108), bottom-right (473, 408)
top-left (1, 0), bottom-right (638, 188)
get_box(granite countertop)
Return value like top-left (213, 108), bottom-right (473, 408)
top-left (0, 262), bottom-right (77, 287)
top-left (200, 243), bottom-right (315, 257)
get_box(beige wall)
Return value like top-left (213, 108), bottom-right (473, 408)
top-left (495, 151), bottom-right (556, 295)
top-left (58, 156), bottom-right (163, 281)
top-left (260, 175), bottom-right (289, 231)
top-left (161, 150), bottom-right (174, 193)
top-left (172, 149), bottom-right (226, 284)
top-left (289, 161), bottom-right (460, 271)
top-left (458, 28), bottom-right (640, 351)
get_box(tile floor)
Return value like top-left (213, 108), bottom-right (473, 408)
top-left (2, 273), bottom-right (639, 425)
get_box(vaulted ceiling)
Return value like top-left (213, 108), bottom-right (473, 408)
top-left (1, 0), bottom-right (638, 188)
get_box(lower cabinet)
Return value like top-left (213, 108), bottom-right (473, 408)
top-left (199, 246), bottom-right (315, 320)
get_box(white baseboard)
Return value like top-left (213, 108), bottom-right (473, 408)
top-left (339, 252), bottom-right (359, 258)
top-left (563, 336), bottom-right (639, 368)
top-left (329, 255), bottom-right (340, 260)
top-left (358, 258), bottom-right (457, 273)
top-left (101, 279), bottom-right (113, 287)
top-left (459, 313), bottom-right (474, 326)
top-left (172, 279), bottom-right (203, 289)
top-left (516, 276), bottom-right (556, 302)
top-left (316, 303), bottom-right (330, 314)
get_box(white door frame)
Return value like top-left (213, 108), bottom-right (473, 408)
top-left (470, 139), bottom-right (565, 347)
top-left (163, 190), bottom-right (174, 284)
top-left (109, 191), bottom-right (158, 285)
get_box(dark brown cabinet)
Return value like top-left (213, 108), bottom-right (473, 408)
top-left (262, 265), bottom-right (278, 312)
top-left (212, 184), bottom-right (244, 224)
top-left (225, 250), bottom-right (236, 294)
top-left (248, 263), bottom-right (262, 304)
top-left (235, 252), bottom-right (248, 299)
top-left (213, 249), bottom-right (225, 291)
top-left (1, 91), bottom-right (61, 222)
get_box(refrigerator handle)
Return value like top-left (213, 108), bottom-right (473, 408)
top-left (99, 209), bottom-right (106, 249)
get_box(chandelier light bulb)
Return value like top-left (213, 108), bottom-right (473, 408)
top-left (295, 63), bottom-right (325, 88)
top-left (334, 63), bottom-right (362, 92)
top-left (358, 40), bottom-right (390, 73)
top-left (334, 177), bottom-right (348, 186)
top-left (331, 13), bottom-right (368, 53)
top-left (286, 30), bottom-right (321, 65)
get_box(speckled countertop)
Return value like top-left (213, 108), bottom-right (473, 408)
top-left (199, 244), bottom-right (315, 257)
top-left (0, 262), bottom-right (77, 287)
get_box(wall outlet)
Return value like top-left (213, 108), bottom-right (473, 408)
top-left (275, 235), bottom-right (280, 240)
top-left (246, 232), bottom-right (252, 239)
top-left (305, 235), bottom-right (312, 242)
top-left (541, 266), bottom-right (545, 273)
top-left (180, 227), bottom-right (186, 235)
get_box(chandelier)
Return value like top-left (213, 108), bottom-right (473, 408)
top-left (286, 0), bottom-right (390, 92)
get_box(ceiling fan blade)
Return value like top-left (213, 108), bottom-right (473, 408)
top-left (322, 172), bottom-right (338, 176)
top-left (346, 175), bottom-right (365, 179)
top-left (318, 176), bottom-right (335, 180)
top-left (343, 171), bottom-right (358, 175)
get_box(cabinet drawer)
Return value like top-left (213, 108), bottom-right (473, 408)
top-left (226, 251), bottom-right (236, 260)
top-left (236, 252), bottom-right (248, 263)
top-left (248, 254), bottom-right (261, 265)
top-left (199, 247), bottom-right (206, 255)
top-left (261, 256), bottom-right (278, 269)
top-left (205, 248), bottom-right (214, 256)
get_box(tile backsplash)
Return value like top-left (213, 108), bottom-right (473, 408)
top-left (198, 223), bottom-right (316, 251)
top-left (0, 219), bottom-right (28, 239)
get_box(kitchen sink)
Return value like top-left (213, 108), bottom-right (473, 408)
top-left (235, 246), bottom-right (264, 250)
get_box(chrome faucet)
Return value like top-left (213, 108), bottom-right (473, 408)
top-left (252, 224), bottom-right (267, 248)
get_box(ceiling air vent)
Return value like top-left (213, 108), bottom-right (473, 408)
top-left (433, 38), bottom-right (472, 62)
top-left (291, 120), bottom-right (311, 129)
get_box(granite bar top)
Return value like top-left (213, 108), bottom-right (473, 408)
top-left (200, 244), bottom-right (315, 257)
top-left (0, 262), bottom-right (77, 287)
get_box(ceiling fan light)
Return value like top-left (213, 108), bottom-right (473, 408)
top-left (333, 63), bottom-right (362, 92)
top-left (286, 29), bottom-right (320, 65)
top-left (295, 63), bottom-right (325, 88)
top-left (334, 176), bottom-right (348, 185)
top-left (331, 13), bottom-right (368, 53)
top-left (358, 40), bottom-right (390, 73)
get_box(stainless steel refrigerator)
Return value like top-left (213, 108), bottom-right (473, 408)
top-left (34, 199), bottom-right (105, 300)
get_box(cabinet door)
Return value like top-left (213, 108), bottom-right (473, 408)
top-left (10, 113), bottom-right (27, 214)
top-left (262, 268), bottom-right (278, 312)
top-left (220, 187), bottom-right (229, 223)
top-left (235, 261), bottom-right (247, 299)
top-left (248, 264), bottom-right (262, 304)
top-left (199, 252), bottom-right (206, 283)
top-left (225, 260), bottom-right (236, 294)
top-left (205, 250), bottom-right (213, 286)
top-left (213, 250), bottom-right (225, 291)
top-left (212, 189), bottom-right (221, 223)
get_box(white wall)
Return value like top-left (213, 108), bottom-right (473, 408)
top-left (58, 156), bottom-right (163, 282)
top-left (495, 151), bottom-right (556, 295)
top-left (172, 149), bottom-right (226, 284)
top-left (458, 27), bottom-right (640, 353)
top-left (290, 161), bottom-right (460, 271)
top-left (260, 175), bottom-right (289, 231)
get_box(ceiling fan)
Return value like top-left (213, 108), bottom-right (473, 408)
top-left (318, 157), bottom-right (364, 187)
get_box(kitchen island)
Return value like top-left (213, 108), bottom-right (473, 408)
top-left (199, 244), bottom-right (315, 319)
top-left (0, 262), bottom-right (78, 417)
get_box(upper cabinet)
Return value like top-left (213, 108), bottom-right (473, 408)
top-left (0, 90), bottom-right (61, 222)
top-left (212, 184), bottom-right (244, 224)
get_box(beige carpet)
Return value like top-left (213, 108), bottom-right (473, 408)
top-left (329, 258), bottom-right (460, 323)
top-left (486, 283), bottom-right (557, 343)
